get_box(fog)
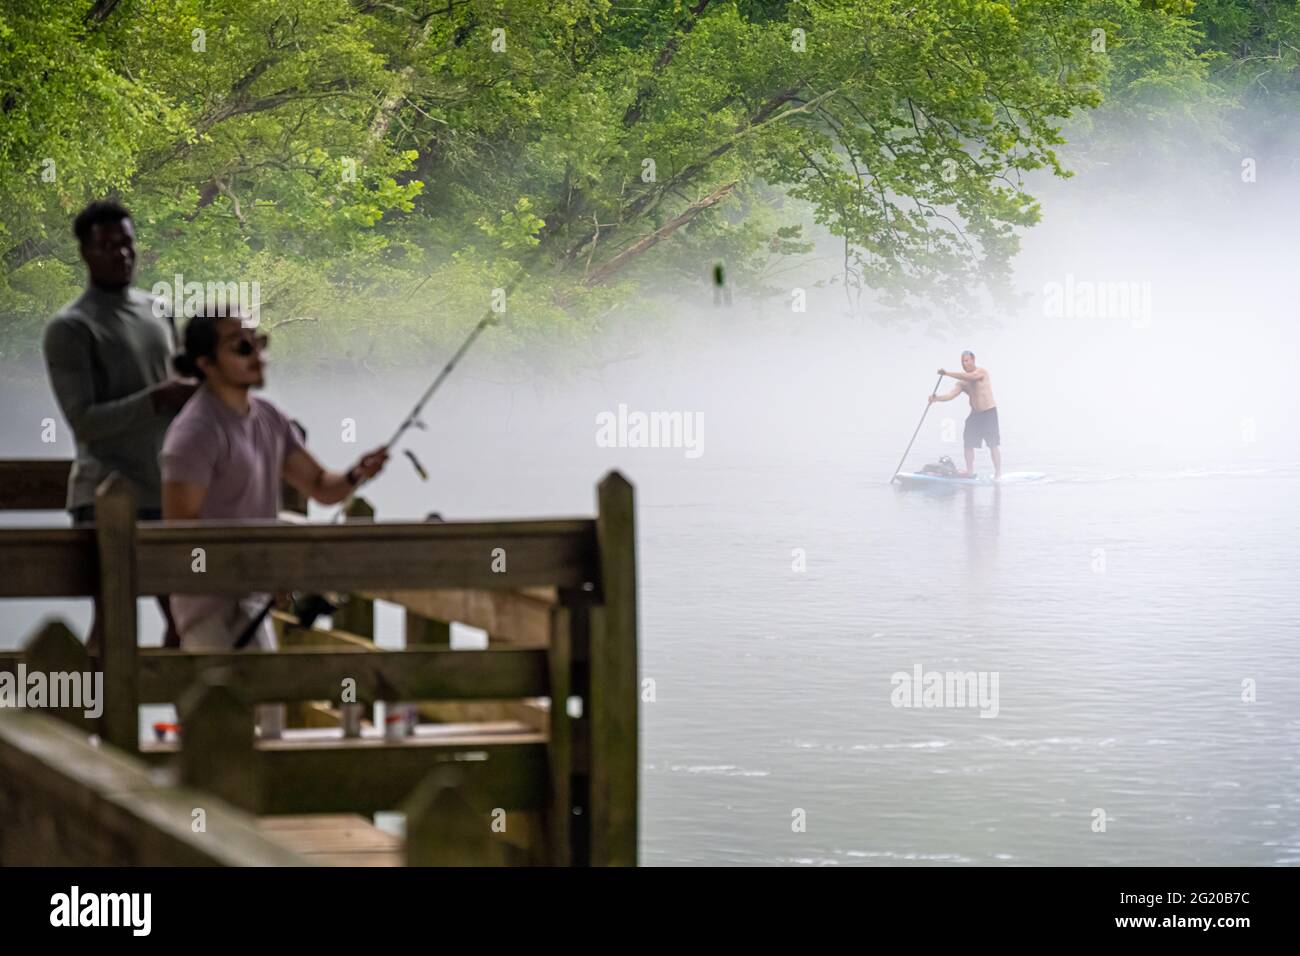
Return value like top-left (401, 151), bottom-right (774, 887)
top-left (270, 155), bottom-right (1297, 499)
top-left (6, 124), bottom-right (1295, 496)
top-left (3, 122), bottom-right (1297, 865)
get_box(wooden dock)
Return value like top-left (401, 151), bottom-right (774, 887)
top-left (0, 459), bottom-right (638, 866)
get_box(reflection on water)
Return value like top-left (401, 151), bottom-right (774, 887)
top-left (964, 485), bottom-right (1000, 598)
top-left (1, 373), bottom-right (1296, 866)
top-left (640, 463), bottom-right (1300, 866)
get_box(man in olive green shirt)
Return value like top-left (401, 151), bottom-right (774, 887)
top-left (42, 201), bottom-right (195, 648)
top-left (44, 201), bottom-right (196, 516)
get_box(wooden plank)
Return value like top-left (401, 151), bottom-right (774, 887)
top-left (298, 851), bottom-right (402, 866)
top-left (138, 646), bottom-right (549, 704)
top-left (258, 813), bottom-right (378, 831)
top-left (405, 607), bottom-right (451, 646)
top-left (562, 588), bottom-right (593, 865)
top-left (0, 529), bottom-right (96, 597)
top-left (404, 765), bottom-right (504, 866)
top-left (258, 734), bottom-right (547, 815)
top-left (333, 497), bottom-right (377, 638)
top-left (0, 708), bottom-right (306, 866)
top-left (22, 619), bottom-right (96, 733)
top-left (256, 815), bottom-right (401, 855)
top-left (285, 700), bottom-right (350, 730)
top-left (275, 615), bottom-right (375, 650)
top-left (415, 700), bottom-right (546, 731)
top-left (401, 772), bottom-right (540, 865)
top-left (273, 607), bottom-right (325, 730)
top-left (141, 721), bottom-right (536, 756)
top-left (589, 471), bottom-right (638, 866)
top-left (0, 458), bottom-right (71, 511)
top-left (367, 587), bottom-right (554, 646)
top-left (178, 682), bottom-right (259, 812)
top-left (548, 604), bottom-right (574, 865)
top-left (95, 475), bottom-right (139, 752)
top-left (133, 519), bottom-right (598, 594)
top-left (273, 622), bottom-right (543, 731)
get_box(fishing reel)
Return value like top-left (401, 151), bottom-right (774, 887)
top-left (291, 591), bottom-right (340, 629)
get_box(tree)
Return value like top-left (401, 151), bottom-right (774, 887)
top-left (0, 1), bottom-right (1238, 362)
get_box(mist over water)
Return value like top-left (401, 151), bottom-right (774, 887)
top-left (3, 136), bottom-right (1298, 865)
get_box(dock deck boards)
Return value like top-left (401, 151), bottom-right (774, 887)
top-left (257, 814), bottom-right (403, 867)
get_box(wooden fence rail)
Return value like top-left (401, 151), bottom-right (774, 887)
top-left (0, 458), bottom-right (638, 866)
top-left (0, 707), bottom-right (310, 866)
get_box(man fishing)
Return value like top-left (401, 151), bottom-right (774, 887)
top-left (929, 350), bottom-right (1001, 480)
top-left (161, 305), bottom-right (388, 733)
top-left (43, 200), bottom-right (193, 650)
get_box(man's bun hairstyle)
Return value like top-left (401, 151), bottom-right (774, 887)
top-left (73, 200), bottom-right (132, 247)
top-left (172, 347), bottom-right (205, 379)
top-left (174, 315), bottom-right (220, 380)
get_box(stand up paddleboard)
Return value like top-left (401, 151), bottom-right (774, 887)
top-left (893, 471), bottom-right (1046, 488)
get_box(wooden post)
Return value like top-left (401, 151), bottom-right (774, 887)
top-left (332, 496), bottom-right (377, 732)
top-left (590, 472), bottom-right (637, 866)
top-left (22, 619), bottom-right (95, 734)
top-left (178, 680), bottom-right (260, 813)
top-left (332, 497), bottom-right (375, 639)
top-left (403, 514), bottom-right (452, 647)
top-left (549, 592), bottom-right (593, 865)
top-left (403, 765), bottom-right (502, 866)
top-left (0, 708), bottom-right (308, 865)
top-left (95, 475), bottom-right (139, 752)
top-left (547, 603), bottom-right (574, 865)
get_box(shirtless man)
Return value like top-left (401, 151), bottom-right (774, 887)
top-left (929, 350), bottom-right (1001, 479)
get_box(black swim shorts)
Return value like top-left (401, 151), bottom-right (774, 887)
top-left (964, 407), bottom-right (1000, 449)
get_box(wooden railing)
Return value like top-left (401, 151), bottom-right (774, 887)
top-left (0, 458), bottom-right (70, 511)
top-left (0, 702), bottom-right (310, 866)
top-left (0, 459), bottom-right (638, 866)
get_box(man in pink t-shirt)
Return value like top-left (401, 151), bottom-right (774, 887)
top-left (161, 310), bottom-right (388, 654)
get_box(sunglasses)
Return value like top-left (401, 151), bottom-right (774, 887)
top-left (225, 332), bottom-right (269, 356)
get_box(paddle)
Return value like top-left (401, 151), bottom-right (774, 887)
top-left (889, 373), bottom-right (945, 483)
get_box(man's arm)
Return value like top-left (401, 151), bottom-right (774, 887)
top-left (160, 413), bottom-right (218, 519)
top-left (43, 319), bottom-right (165, 441)
top-left (283, 446), bottom-right (389, 506)
top-left (938, 367), bottom-right (986, 383)
top-left (930, 385), bottom-right (964, 403)
top-left (162, 480), bottom-right (207, 520)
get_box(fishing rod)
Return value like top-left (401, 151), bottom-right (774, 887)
top-left (331, 251), bottom-right (543, 519)
top-left (889, 373), bottom-right (945, 483)
top-left (331, 307), bottom-right (498, 520)
top-left (232, 256), bottom-right (539, 650)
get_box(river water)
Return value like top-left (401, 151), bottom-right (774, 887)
top-left (3, 340), bottom-right (1296, 866)
top-left (4, 159), bottom-right (1299, 864)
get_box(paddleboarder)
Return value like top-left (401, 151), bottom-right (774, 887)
top-left (929, 350), bottom-right (1001, 480)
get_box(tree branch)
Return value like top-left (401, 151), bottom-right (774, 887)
top-left (583, 179), bottom-right (737, 287)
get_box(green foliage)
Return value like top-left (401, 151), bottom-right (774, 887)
top-left (1193, 0), bottom-right (1300, 102)
top-left (0, 0), bottom-right (1283, 360)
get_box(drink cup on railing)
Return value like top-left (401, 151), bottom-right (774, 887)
top-left (383, 702), bottom-right (416, 740)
